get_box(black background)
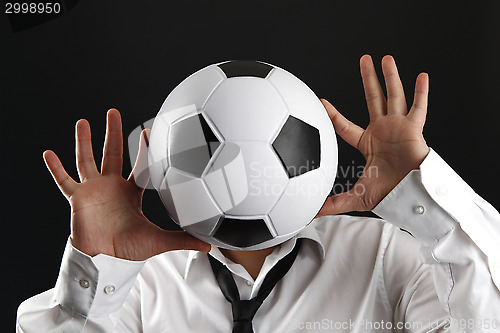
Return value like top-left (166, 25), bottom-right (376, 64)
top-left (2, 0), bottom-right (500, 329)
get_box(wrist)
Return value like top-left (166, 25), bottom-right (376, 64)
top-left (70, 235), bottom-right (115, 258)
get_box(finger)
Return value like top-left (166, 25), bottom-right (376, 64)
top-left (381, 55), bottom-right (407, 115)
top-left (316, 185), bottom-right (367, 216)
top-left (43, 150), bottom-right (78, 197)
top-left (408, 73), bottom-right (429, 125)
top-left (158, 230), bottom-right (211, 253)
top-left (321, 99), bottom-right (364, 148)
top-left (101, 109), bottom-right (123, 176)
top-left (76, 119), bottom-right (99, 181)
top-left (359, 54), bottom-right (387, 119)
top-left (128, 129), bottom-right (151, 190)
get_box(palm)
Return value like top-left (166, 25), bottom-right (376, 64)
top-left (319, 55), bottom-right (430, 215)
top-left (43, 110), bottom-right (209, 260)
top-left (69, 175), bottom-right (149, 260)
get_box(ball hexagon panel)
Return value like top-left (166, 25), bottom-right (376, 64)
top-left (149, 66), bottom-right (224, 189)
top-left (267, 67), bottom-right (337, 181)
top-left (149, 112), bottom-right (174, 191)
top-left (182, 215), bottom-right (222, 237)
top-left (269, 169), bottom-right (330, 236)
top-left (203, 77), bottom-right (288, 142)
top-left (203, 142), bottom-right (248, 212)
top-left (164, 167), bottom-right (221, 228)
top-left (272, 115), bottom-right (320, 178)
top-left (160, 65), bottom-right (225, 114)
top-left (169, 114), bottom-right (221, 178)
top-left (212, 216), bottom-right (274, 248)
top-left (217, 60), bottom-right (274, 78)
top-left (204, 142), bottom-right (288, 216)
top-left (157, 172), bottom-right (179, 223)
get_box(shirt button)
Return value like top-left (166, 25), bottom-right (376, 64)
top-left (104, 284), bottom-right (116, 294)
top-left (246, 280), bottom-right (253, 286)
top-left (79, 279), bottom-right (90, 289)
top-left (414, 205), bottom-right (425, 215)
top-left (435, 185), bottom-right (448, 196)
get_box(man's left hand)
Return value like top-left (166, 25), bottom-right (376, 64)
top-left (318, 55), bottom-right (430, 216)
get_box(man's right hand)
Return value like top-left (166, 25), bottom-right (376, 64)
top-left (43, 109), bottom-right (211, 261)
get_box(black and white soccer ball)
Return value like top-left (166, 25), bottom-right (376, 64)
top-left (148, 61), bottom-right (337, 250)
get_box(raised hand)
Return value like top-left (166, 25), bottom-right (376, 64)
top-left (43, 109), bottom-right (210, 260)
top-left (318, 55), bottom-right (430, 216)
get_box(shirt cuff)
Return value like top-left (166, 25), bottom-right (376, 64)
top-left (372, 150), bottom-right (457, 246)
top-left (419, 150), bottom-right (500, 270)
top-left (373, 149), bottom-right (500, 288)
top-left (52, 238), bottom-right (145, 317)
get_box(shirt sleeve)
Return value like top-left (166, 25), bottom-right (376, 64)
top-left (373, 149), bottom-right (500, 332)
top-left (16, 238), bottom-right (145, 332)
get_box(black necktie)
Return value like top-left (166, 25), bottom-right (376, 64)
top-left (208, 239), bottom-right (302, 333)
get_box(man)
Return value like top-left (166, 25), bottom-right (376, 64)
top-left (16, 55), bottom-right (500, 332)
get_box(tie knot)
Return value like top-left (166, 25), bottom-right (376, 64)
top-left (232, 299), bottom-right (262, 322)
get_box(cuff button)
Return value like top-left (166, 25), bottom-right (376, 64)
top-left (104, 284), bottom-right (116, 295)
top-left (79, 279), bottom-right (90, 289)
top-left (414, 205), bottom-right (425, 215)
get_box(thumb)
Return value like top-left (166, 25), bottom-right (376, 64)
top-left (155, 230), bottom-right (212, 254)
top-left (316, 185), bottom-right (368, 217)
top-left (128, 129), bottom-right (151, 190)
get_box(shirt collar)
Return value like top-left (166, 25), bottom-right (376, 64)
top-left (184, 220), bottom-right (326, 279)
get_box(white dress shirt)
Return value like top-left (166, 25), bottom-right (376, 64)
top-left (17, 150), bottom-right (500, 332)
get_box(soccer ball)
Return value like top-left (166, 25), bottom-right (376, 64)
top-left (148, 61), bottom-right (337, 250)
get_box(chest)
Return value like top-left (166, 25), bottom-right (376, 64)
top-left (136, 252), bottom-right (392, 332)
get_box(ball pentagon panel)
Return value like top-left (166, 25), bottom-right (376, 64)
top-left (272, 115), bottom-right (321, 178)
top-left (184, 215), bottom-right (290, 251)
top-left (267, 67), bottom-right (337, 182)
top-left (169, 113), bottom-right (221, 178)
top-left (212, 216), bottom-right (274, 248)
top-left (217, 60), bottom-right (274, 78)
